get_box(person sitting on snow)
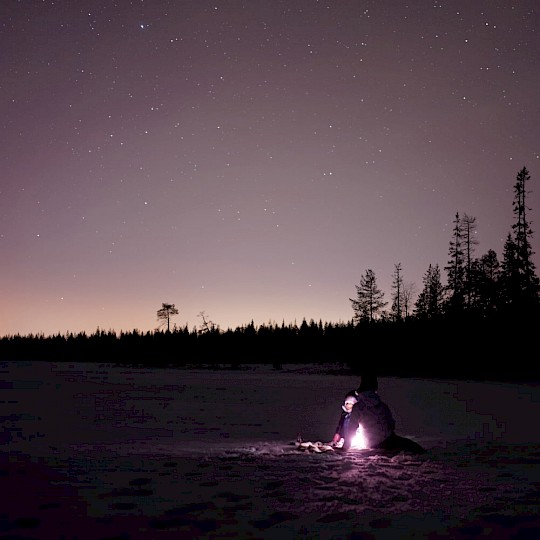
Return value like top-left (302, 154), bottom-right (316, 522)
top-left (329, 391), bottom-right (358, 448)
top-left (342, 374), bottom-right (426, 455)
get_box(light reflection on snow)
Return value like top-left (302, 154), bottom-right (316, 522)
top-left (351, 423), bottom-right (367, 449)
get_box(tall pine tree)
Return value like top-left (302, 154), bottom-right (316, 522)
top-left (461, 213), bottom-right (479, 308)
top-left (470, 249), bottom-right (500, 316)
top-left (414, 264), bottom-right (445, 318)
top-left (500, 167), bottom-right (540, 314)
top-left (444, 212), bottom-right (466, 314)
top-left (350, 269), bottom-right (388, 323)
top-left (390, 262), bottom-right (404, 322)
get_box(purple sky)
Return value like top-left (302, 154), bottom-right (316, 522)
top-left (2, 1), bottom-right (539, 336)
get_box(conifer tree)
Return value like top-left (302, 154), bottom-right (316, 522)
top-left (390, 262), bottom-right (404, 321)
top-left (469, 249), bottom-right (500, 316)
top-left (350, 269), bottom-right (387, 323)
top-left (500, 167), bottom-right (540, 313)
top-left (444, 212), bottom-right (466, 313)
top-left (461, 213), bottom-right (479, 307)
top-left (157, 303), bottom-right (179, 332)
top-left (414, 264), bottom-right (445, 318)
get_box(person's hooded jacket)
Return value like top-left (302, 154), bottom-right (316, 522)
top-left (345, 375), bottom-right (396, 449)
top-left (349, 390), bottom-right (396, 448)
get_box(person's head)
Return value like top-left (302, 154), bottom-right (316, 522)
top-left (357, 374), bottom-right (378, 393)
top-left (342, 392), bottom-right (358, 412)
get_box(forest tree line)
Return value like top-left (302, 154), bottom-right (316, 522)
top-left (350, 167), bottom-right (539, 323)
top-left (1, 167), bottom-right (539, 381)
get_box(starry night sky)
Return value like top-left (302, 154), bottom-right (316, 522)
top-left (2, 1), bottom-right (539, 336)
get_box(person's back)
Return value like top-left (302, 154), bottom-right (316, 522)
top-left (348, 389), bottom-right (395, 448)
top-left (342, 374), bottom-right (425, 455)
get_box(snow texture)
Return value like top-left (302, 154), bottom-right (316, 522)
top-left (1, 361), bottom-right (539, 539)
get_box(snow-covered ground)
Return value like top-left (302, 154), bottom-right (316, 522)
top-left (2, 361), bottom-right (539, 539)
